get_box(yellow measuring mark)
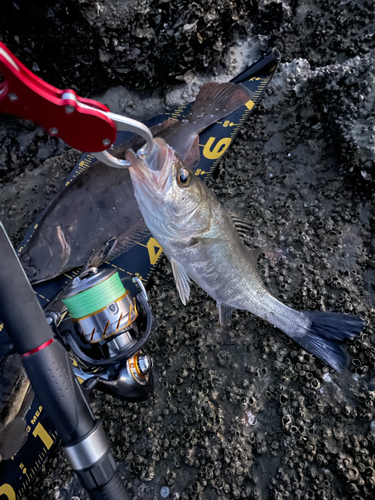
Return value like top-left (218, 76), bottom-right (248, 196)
top-left (146, 237), bottom-right (163, 265)
top-left (245, 99), bottom-right (255, 110)
top-left (32, 423), bottom-right (54, 450)
top-left (0, 484), bottom-right (16, 500)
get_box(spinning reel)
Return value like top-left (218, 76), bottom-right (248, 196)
top-left (47, 267), bottom-right (154, 402)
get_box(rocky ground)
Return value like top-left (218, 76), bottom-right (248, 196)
top-left (1, 0), bottom-right (375, 499)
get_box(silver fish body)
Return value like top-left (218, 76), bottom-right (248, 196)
top-left (20, 82), bottom-right (252, 284)
top-left (127, 138), bottom-right (363, 371)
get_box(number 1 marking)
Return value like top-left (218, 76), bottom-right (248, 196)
top-left (32, 423), bottom-right (54, 450)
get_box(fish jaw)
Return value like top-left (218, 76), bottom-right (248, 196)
top-left (127, 138), bottom-right (210, 243)
top-left (20, 242), bottom-right (53, 284)
top-left (126, 138), bottom-right (175, 196)
top-left (20, 225), bottom-right (71, 284)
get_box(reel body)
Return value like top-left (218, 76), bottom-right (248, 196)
top-left (48, 268), bottom-right (154, 402)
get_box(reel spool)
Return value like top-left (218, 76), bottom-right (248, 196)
top-left (62, 268), bottom-right (139, 351)
top-left (53, 267), bottom-right (154, 401)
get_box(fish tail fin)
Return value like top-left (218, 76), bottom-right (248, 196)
top-left (186, 82), bottom-right (253, 133)
top-left (18, 385), bottom-right (34, 416)
top-left (0, 417), bottom-right (28, 461)
top-left (291, 312), bottom-right (364, 372)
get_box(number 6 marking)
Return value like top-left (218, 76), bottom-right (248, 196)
top-left (203, 137), bottom-right (232, 160)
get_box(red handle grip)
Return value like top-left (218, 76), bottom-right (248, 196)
top-left (0, 43), bottom-right (117, 152)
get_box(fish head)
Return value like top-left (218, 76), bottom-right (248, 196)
top-left (20, 225), bottom-right (71, 284)
top-left (126, 138), bottom-right (209, 238)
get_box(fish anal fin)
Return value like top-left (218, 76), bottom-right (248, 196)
top-left (171, 257), bottom-right (191, 305)
top-left (246, 247), bottom-right (262, 266)
top-left (217, 303), bottom-right (236, 326)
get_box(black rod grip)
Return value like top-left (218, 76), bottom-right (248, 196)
top-left (0, 222), bottom-right (53, 353)
top-left (89, 472), bottom-right (130, 500)
top-left (22, 339), bottom-right (96, 443)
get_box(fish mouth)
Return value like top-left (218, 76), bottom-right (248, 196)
top-left (126, 137), bottom-right (174, 193)
top-left (23, 264), bottom-right (37, 280)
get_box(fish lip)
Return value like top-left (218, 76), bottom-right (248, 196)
top-left (125, 148), bottom-right (152, 182)
top-left (126, 139), bottom-right (174, 192)
top-left (23, 264), bottom-right (37, 279)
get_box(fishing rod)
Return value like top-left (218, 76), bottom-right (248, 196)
top-left (0, 222), bottom-right (155, 499)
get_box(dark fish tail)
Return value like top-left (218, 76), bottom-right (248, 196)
top-left (161, 82), bottom-right (254, 163)
top-left (185, 81), bottom-right (253, 133)
top-left (0, 417), bottom-right (28, 461)
top-left (18, 385), bottom-right (34, 417)
top-left (293, 312), bottom-right (364, 372)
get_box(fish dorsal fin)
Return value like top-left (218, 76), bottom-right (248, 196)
top-left (84, 237), bottom-right (118, 271)
top-left (107, 219), bottom-right (151, 260)
top-left (170, 257), bottom-right (191, 305)
top-left (230, 213), bottom-right (253, 238)
top-left (217, 302), bottom-right (236, 326)
top-left (183, 135), bottom-right (200, 170)
top-left (230, 213), bottom-right (261, 265)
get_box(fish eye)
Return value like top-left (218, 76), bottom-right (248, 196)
top-left (22, 255), bottom-right (30, 264)
top-left (177, 168), bottom-right (190, 187)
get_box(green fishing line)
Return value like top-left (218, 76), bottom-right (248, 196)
top-left (62, 272), bottom-right (126, 318)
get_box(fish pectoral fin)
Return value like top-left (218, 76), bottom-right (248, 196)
top-left (183, 135), bottom-right (200, 170)
top-left (189, 224), bottom-right (226, 248)
top-left (217, 303), bottom-right (236, 326)
top-left (84, 237), bottom-right (118, 271)
top-left (170, 258), bottom-right (191, 306)
top-left (190, 237), bottom-right (225, 247)
top-left (56, 225), bottom-right (71, 267)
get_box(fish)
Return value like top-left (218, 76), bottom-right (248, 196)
top-left (20, 82), bottom-right (253, 284)
top-left (125, 137), bottom-right (364, 371)
top-left (0, 351), bottom-right (34, 460)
